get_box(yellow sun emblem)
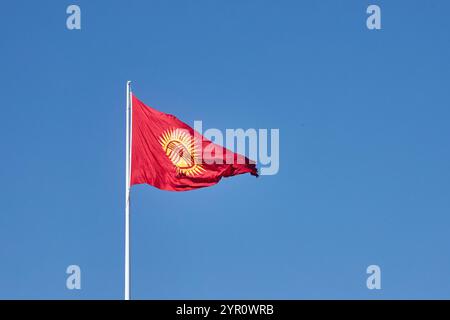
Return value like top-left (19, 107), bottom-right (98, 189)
top-left (159, 128), bottom-right (205, 177)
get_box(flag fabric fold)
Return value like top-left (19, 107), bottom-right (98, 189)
top-left (130, 94), bottom-right (258, 191)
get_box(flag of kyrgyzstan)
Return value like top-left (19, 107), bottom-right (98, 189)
top-left (130, 95), bottom-right (258, 191)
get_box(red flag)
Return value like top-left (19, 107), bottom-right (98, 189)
top-left (130, 94), bottom-right (258, 191)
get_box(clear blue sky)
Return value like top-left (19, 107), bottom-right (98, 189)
top-left (1, 0), bottom-right (450, 299)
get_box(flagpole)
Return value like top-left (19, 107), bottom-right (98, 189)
top-left (125, 81), bottom-right (132, 300)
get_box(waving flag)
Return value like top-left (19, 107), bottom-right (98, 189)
top-left (130, 94), bottom-right (258, 191)
top-left (123, 82), bottom-right (258, 300)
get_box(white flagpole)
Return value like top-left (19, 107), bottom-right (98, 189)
top-left (125, 81), bottom-right (132, 300)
